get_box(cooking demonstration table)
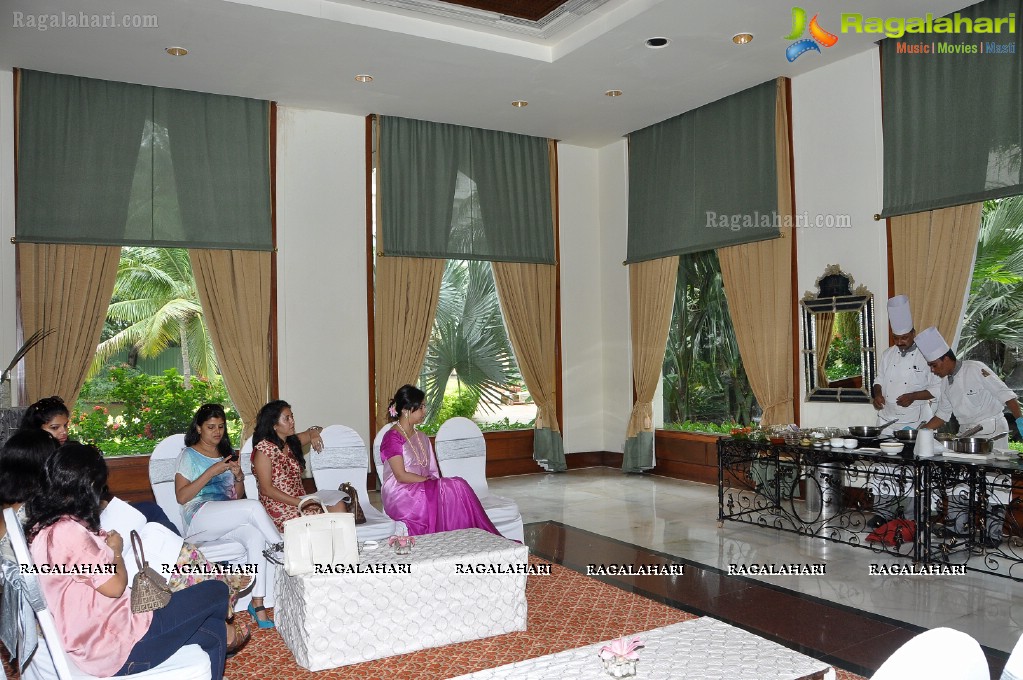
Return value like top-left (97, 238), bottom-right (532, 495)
top-left (275, 528), bottom-right (528, 671)
top-left (719, 438), bottom-right (1023, 580)
top-left (448, 617), bottom-right (834, 680)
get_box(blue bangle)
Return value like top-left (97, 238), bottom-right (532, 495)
top-left (1016, 417), bottom-right (1023, 434)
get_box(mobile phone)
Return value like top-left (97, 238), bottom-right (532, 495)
top-left (227, 452), bottom-right (239, 462)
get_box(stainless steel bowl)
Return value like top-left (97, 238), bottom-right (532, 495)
top-left (848, 425), bottom-right (883, 438)
top-left (949, 437), bottom-right (995, 454)
top-left (893, 429), bottom-right (918, 442)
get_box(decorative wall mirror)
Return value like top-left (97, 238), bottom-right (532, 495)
top-left (800, 265), bottom-right (876, 403)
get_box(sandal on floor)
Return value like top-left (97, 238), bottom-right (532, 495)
top-left (226, 621), bottom-right (251, 659)
top-left (247, 601), bottom-right (276, 629)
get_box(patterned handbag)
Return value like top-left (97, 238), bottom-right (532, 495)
top-left (339, 482), bottom-right (367, 524)
top-left (129, 530), bottom-right (172, 613)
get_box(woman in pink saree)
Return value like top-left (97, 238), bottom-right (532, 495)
top-left (379, 385), bottom-right (501, 537)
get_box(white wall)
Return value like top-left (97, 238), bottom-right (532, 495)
top-left (0, 68), bottom-right (16, 401)
top-left (791, 49), bottom-right (887, 428)
top-left (597, 140), bottom-right (632, 453)
top-left (275, 108), bottom-right (371, 445)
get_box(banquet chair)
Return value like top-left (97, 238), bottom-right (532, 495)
top-left (2, 507), bottom-right (212, 680)
top-left (309, 424), bottom-right (404, 541)
top-left (238, 437), bottom-right (261, 502)
top-left (1001, 629), bottom-right (1023, 680)
top-left (371, 424), bottom-right (389, 487)
top-left (434, 418), bottom-right (524, 542)
top-left (147, 435), bottom-right (246, 564)
top-left (869, 627), bottom-right (989, 680)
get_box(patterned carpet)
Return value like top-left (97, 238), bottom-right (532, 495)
top-left (3, 556), bottom-right (866, 679)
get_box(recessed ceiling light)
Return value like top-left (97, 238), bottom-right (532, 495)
top-left (646, 37), bottom-right (670, 48)
top-left (732, 33), bottom-right (754, 45)
top-left (605, 89), bottom-right (623, 97)
top-left (511, 100), bottom-right (528, 108)
top-left (355, 74), bottom-right (373, 83)
top-left (165, 46), bottom-right (188, 57)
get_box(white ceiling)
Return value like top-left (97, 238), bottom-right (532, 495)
top-left (0, 0), bottom-right (977, 147)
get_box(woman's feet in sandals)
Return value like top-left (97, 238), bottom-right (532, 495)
top-left (247, 600), bottom-right (275, 629)
top-left (226, 620), bottom-right (252, 658)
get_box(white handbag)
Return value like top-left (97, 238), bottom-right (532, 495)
top-left (282, 501), bottom-right (359, 576)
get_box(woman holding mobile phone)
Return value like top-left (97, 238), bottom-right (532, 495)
top-left (175, 404), bottom-right (282, 628)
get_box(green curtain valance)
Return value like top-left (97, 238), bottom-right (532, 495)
top-left (377, 115), bottom-right (555, 264)
top-left (880, 0), bottom-right (1023, 218)
top-left (17, 70), bottom-right (272, 250)
top-left (626, 79), bottom-right (779, 264)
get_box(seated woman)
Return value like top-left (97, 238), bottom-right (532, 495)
top-left (251, 400), bottom-right (347, 532)
top-left (26, 443), bottom-right (248, 678)
top-left (380, 385), bottom-right (501, 537)
top-left (175, 403), bottom-right (281, 629)
top-left (0, 430), bottom-right (58, 560)
top-left (19, 396), bottom-right (180, 534)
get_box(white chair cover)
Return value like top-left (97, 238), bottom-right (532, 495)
top-left (434, 418), bottom-right (524, 543)
top-left (870, 627), bottom-right (989, 680)
top-left (4, 508), bottom-right (213, 680)
top-left (310, 424), bottom-right (404, 541)
top-left (238, 436), bottom-right (260, 503)
top-left (1002, 630), bottom-right (1023, 680)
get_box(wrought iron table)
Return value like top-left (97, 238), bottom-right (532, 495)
top-left (718, 438), bottom-right (1023, 579)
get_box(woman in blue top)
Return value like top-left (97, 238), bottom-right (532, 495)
top-left (174, 403), bottom-right (281, 628)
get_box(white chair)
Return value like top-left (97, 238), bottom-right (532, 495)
top-left (238, 437), bottom-right (260, 502)
top-left (870, 627), bottom-right (989, 680)
top-left (434, 417), bottom-right (524, 542)
top-left (309, 424), bottom-right (404, 541)
top-left (3, 507), bottom-right (212, 680)
top-left (1001, 629), bottom-right (1023, 680)
top-left (371, 424), bottom-right (390, 487)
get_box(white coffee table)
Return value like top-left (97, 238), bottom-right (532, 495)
top-left (275, 528), bottom-right (528, 671)
top-left (449, 617), bottom-right (835, 680)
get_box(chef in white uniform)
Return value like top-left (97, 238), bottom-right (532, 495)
top-left (918, 326), bottom-right (1023, 438)
top-left (871, 295), bottom-right (941, 436)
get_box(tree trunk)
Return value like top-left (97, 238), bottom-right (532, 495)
top-left (179, 322), bottom-right (192, 389)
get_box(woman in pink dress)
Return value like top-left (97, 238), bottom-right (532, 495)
top-left (379, 385), bottom-right (501, 537)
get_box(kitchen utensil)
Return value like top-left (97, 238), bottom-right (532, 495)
top-left (958, 424), bottom-right (984, 439)
top-left (829, 437), bottom-right (845, 448)
top-left (843, 438), bottom-right (858, 449)
top-left (893, 429), bottom-right (918, 442)
top-left (879, 442), bottom-right (904, 455)
top-left (847, 419), bottom-right (899, 438)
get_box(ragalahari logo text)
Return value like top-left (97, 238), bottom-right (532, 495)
top-left (784, 7), bottom-right (838, 62)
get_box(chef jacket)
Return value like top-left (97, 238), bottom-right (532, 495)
top-left (873, 345), bottom-right (941, 434)
top-left (934, 360), bottom-right (1016, 436)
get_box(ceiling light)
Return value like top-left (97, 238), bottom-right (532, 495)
top-left (355, 74), bottom-right (373, 83)
top-left (645, 37), bottom-right (670, 48)
top-left (511, 100), bottom-right (528, 108)
top-left (732, 33), bottom-right (754, 45)
top-left (605, 89), bottom-right (623, 97)
top-left (165, 46), bottom-right (188, 57)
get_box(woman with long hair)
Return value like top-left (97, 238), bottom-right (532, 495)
top-left (380, 384), bottom-right (501, 537)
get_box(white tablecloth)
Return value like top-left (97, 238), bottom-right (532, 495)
top-left (449, 617), bottom-right (836, 680)
top-left (276, 528), bottom-right (528, 671)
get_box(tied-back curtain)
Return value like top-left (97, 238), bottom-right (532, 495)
top-left (890, 204), bottom-right (983, 343)
top-left (492, 261), bottom-right (565, 472)
top-left (374, 256), bottom-right (446, 432)
top-left (627, 78), bottom-right (779, 263)
top-left (717, 78), bottom-right (794, 426)
top-left (880, 0), bottom-right (1023, 217)
top-left (815, 313), bottom-right (836, 386)
top-left (377, 115), bottom-right (555, 263)
top-left (623, 257), bottom-right (678, 472)
top-left (17, 70), bottom-right (272, 250)
top-left (18, 243), bottom-right (120, 404)
top-left (189, 249), bottom-right (272, 440)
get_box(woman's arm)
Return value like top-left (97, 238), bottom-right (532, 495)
top-left (175, 460), bottom-right (232, 505)
top-left (252, 446), bottom-right (302, 507)
top-left (96, 530), bottom-right (128, 598)
top-left (387, 455), bottom-right (432, 484)
top-left (295, 426), bottom-right (324, 452)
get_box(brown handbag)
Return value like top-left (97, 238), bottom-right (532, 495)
top-left (129, 529), bottom-right (173, 613)
top-left (339, 482), bottom-right (367, 524)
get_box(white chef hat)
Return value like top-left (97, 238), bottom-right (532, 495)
top-left (887, 295), bottom-right (913, 335)
top-left (916, 326), bottom-right (950, 362)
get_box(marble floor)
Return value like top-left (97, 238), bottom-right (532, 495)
top-left (487, 467), bottom-right (1023, 660)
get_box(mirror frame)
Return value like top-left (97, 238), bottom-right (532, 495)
top-left (800, 266), bottom-right (876, 403)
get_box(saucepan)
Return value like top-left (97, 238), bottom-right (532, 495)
top-left (947, 431), bottom-right (1008, 454)
top-left (893, 429), bottom-right (918, 442)
top-left (848, 419), bottom-right (899, 438)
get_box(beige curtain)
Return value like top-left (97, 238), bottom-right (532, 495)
top-left (815, 312), bottom-right (835, 386)
top-left (890, 203), bottom-right (983, 342)
top-left (718, 78), bottom-right (794, 426)
top-left (374, 255), bottom-right (445, 432)
top-left (189, 249), bottom-right (271, 440)
top-left (623, 256), bottom-right (678, 472)
top-left (492, 261), bottom-right (565, 471)
top-left (18, 243), bottom-right (120, 405)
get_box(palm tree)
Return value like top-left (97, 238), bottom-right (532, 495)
top-left (960, 197), bottom-right (1023, 377)
top-left (89, 247), bottom-right (217, 387)
top-left (419, 258), bottom-right (518, 422)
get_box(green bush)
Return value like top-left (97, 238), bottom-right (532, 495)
top-left (663, 420), bottom-right (741, 435)
top-left (71, 367), bottom-right (241, 456)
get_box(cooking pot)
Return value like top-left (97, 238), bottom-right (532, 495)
top-left (848, 419), bottom-right (898, 438)
top-left (893, 429), bottom-right (918, 442)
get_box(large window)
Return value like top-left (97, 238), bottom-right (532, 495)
top-left (661, 251), bottom-right (760, 432)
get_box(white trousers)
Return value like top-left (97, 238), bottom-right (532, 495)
top-left (186, 499), bottom-right (281, 599)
